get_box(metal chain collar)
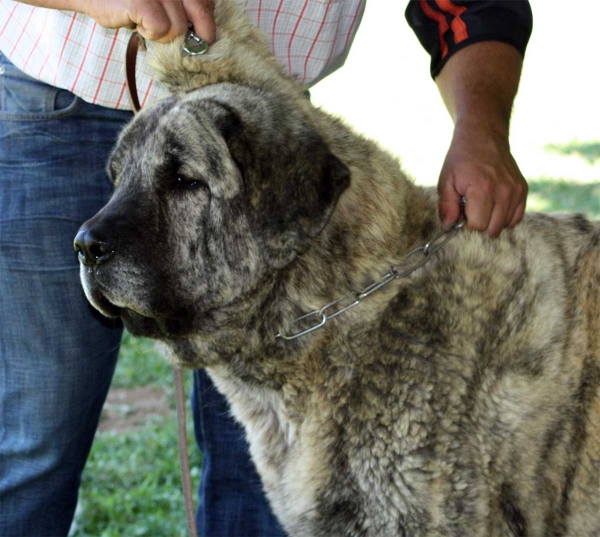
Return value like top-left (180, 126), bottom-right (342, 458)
top-left (276, 218), bottom-right (466, 341)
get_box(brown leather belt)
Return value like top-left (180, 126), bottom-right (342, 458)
top-left (125, 31), bottom-right (199, 537)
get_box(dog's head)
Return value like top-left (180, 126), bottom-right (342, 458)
top-left (75, 84), bottom-right (349, 339)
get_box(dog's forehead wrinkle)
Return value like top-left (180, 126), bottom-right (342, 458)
top-left (142, 101), bottom-right (242, 198)
top-left (111, 117), bottom-right (173, 187)
top-left (163, 104), bottom-right (230, 159)
top-left (186, 84), bottom-right (280, 131)
top-left (117, 95), bottom-right (180, 147)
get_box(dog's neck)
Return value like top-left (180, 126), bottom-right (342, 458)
top-left (272, 139), bottom-right (440, 338)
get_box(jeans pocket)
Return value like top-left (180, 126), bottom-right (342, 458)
top-left (0, 53), bottom-right (83, 121)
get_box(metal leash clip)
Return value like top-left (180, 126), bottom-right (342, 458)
top-left (183, 28), bottom-right (209, 56)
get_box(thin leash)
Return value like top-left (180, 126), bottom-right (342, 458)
top-left (125, 31), bottom-right (144, 113)
top-left (125, 30), bottom-right (206, 537)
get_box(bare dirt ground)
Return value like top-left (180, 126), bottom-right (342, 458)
top-left (98, 386), bottom-right (172, 433)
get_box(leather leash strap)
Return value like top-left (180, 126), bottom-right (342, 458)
top-left (125, 31), bottom-right (199, 537)
top-left (125, 31), bottom-right (143, 113)
top-left (173, 367), bottom-right (199, 537)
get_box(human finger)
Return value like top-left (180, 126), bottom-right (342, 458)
top-left (463, 184), bottom-right (495, 232)
top-left (154, 0), bottom-right (190, 42)
top-left (183, 0), bottom-right (216, 43)
top-left (485, 198), bottom-right (510, 237)
top-left (508, 199), bottom-right (526, 228)
top-left (437, 176), bottom-right (464, 227)
top-left (504, 178), bottom-right (527, 227)
top-left (132, 1), bottom-right (172, 41)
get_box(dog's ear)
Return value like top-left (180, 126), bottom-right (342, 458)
top-left (208, 100), bottom-right (351, 268)
top-left (249, 143), bottom-right (350, 268)
top-left (207, 100), bottom-right (244, 145)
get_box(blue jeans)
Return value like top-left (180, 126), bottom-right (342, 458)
top-left (192, 370), bottom-right (285, 537)
top-left (0, 53), bottom-right (285, 537)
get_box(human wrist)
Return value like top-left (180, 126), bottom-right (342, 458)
top-left (453, 108), bottom-right (511, 142)
top-left (436, 42), bottom-right (521, 140)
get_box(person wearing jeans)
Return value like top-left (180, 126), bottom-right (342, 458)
top-left (0, 1), bottom-right (532, 535)
top-left (0, 53), bottom-right (129, 535)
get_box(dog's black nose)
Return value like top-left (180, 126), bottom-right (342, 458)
top-left (74, 228), bottom-right (116, 267)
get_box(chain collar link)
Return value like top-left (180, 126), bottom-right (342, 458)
top-left (276, 218), bottom-right (466, 341)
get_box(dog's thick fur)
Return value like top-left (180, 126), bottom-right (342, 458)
top-left (77, 2), bottom-right (600, 535)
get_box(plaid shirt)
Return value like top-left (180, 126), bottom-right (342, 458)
top-left (0, 0), bottom-right (366, 111)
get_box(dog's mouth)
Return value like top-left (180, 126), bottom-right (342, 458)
top-left (81, 266), bottom-right (150, 321)
top-left (86, 281), bottom-right (177, 339)
top-left (81, 269), bottom-right (203, 339)
top-left (90, 286), bottom-right (123, 318)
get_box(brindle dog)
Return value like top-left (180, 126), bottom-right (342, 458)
top-left (75, 1), bottom-right (600, 535)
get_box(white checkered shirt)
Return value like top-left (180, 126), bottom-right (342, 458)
top-left (0, 0), bottom-right (365, 110)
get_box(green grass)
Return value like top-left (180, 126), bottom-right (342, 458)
top-left (73, 172), bottom-right (599, 537)
top-left (72, 334), bottom-right (200, 537)
top-left (527, 178), bottom-right (600, 219)
top-left (545, 140), bottom-right (600, 164)
top-left (110, 332), bottom-right (176, 392)
top-left (73, 420), bottom-right (202, 537)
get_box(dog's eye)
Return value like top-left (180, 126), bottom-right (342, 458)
top-left (173, 175), bottom-right (209, 191)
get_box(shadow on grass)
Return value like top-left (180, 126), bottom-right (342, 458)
top-left (544, 140), bottom-right (600, 164)
top-left (527, 177), bottom-right (600, 219)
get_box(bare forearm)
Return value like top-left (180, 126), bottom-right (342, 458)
top-left (14, 0), bottom-right (80, 10)
top-left (435, 41), bottom-right (523, 135)
top-left (13, 0), bottom-right (216, 43)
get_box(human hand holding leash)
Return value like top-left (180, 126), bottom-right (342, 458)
top-left (438, 120), bottom-right (527, 237)
top-left (83, 0), bottom-right (216, 43)
top-left (435, 41), bottom-right (527, 237)
top-left (20, 0), bottom-right (216, 43)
